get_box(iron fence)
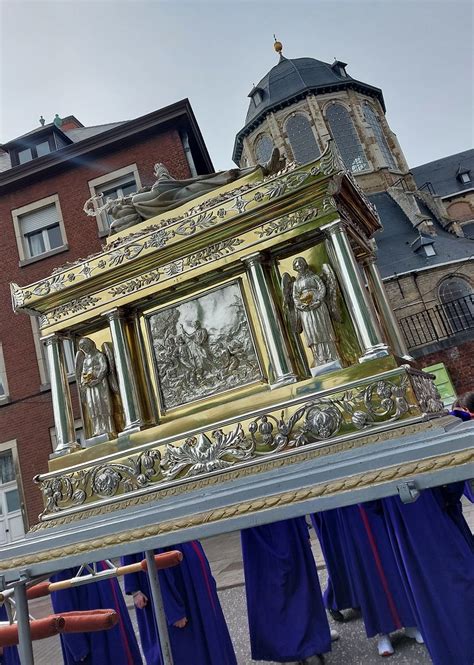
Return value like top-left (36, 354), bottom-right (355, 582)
top-left (399, 294), bottom-right (474, 348)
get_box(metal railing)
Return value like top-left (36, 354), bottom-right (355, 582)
top-left (399, 294), bottom-right (474, 348)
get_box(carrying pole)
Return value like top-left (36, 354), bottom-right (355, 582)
top-left (14, 582), bottom-right (34, 665)
top-left (145, 550), bottom-right (174, 665)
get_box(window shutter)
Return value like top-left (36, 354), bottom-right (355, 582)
top-left (20, 204), bottom-right (59, 234)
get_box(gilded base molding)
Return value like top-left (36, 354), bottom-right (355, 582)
top-left (34, 366), bottom-right (444, 520)
top-left (7, 444), bottom-right (472, 572)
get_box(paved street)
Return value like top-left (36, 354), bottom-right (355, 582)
top-left (27, 499), bottom-right (472, 664)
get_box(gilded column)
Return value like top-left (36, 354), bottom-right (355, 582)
top-left (42, 334), bottom-right (78, 457)
top-left (363, 255), bottom-right (413, 361)
top-left (322, 221), bottom-right (389, 362)
top-left (104, 309), bottom-right (144, 434)
top-left (243, 254), bottom-right (297, 387)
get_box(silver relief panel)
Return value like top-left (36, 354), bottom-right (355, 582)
top-left (148, 281), bottom-right (262, 410)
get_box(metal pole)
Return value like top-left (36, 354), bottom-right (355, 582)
top-left (14, 583), bottom-right (34, 665)
top-left (145, 550), bottom-right (174, 665)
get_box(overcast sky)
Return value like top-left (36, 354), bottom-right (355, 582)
top-left (0, 0), bottom-right (472, 170)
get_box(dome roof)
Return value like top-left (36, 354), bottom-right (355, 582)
top-left (233, 55), bottom-right (385, 164)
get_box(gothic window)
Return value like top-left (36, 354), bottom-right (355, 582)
top-left (285, 114), bottom-right (320, 164)
top-left (254, 134), bottom-right (274, 163)
top-left (438, 277), bottom-right (474, 332)
top-left (363, 104), bottom-right (397, 169)
top-left (325, 103), bottom-right (369, 173)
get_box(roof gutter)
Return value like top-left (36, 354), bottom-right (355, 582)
top-left (381, 255), bottom-right (474, 282)
top-left (0, 99), bottom-right (213, 190)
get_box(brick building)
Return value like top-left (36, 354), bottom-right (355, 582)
top-left (0, 100), bottom-right (213, 533)
top-left (233, 42), bottom-right (474, 399)
top-left (377, 150), bottom-right (474, 399)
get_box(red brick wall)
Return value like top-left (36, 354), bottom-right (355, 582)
top-left (417, 340), bottom-right (474, 396)
top-left (0, 127), bottom-right (191, 527)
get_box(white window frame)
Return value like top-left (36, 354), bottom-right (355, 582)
top-left (0, 343), bottom-right (9, 403)
top-left (88, 165), bottom-right (141, 236)
top-left (0, 439), bottom-right (28, 533)
top-left (50, 419), bottom-right (84, 453)
top-left (12, 194), bottom-right (68, 265)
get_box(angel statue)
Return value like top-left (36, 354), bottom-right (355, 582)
top-left (282, 257), bottom-right (342, 373)
top-left (75, 337), bottom-right (120, 438)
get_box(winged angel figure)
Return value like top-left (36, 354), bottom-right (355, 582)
top-left (75, 338), bottom-right (120, 438)
top-left (282, 257), bottom-right (342, 370)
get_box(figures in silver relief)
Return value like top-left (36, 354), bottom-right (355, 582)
top-left (282, 257), bottom-right (342, 372)
top-left (75, 337), bottom-right (119, 438)
top-left (149, 283), bottom-right (261, 409)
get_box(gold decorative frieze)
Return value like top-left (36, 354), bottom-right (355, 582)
top-left (34, 366), bottom-right (444, 520)
top-left (11, 146), bottom-right (347, 318)
top-left (24, 203), bottom-right (325, 331)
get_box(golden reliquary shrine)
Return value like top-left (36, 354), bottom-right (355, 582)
top-left (11, 143), bottom-right (448, 524)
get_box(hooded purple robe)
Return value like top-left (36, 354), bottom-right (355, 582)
top-left (241, 517), bottom-right (331, 662)
top-left (0, 605), bottom-right (20, 665)
top-left (311, 509), bottom-right (359, 612)
top-left (382, 489), bottom-right (474, 665)
top-left (330, 502), bottom-right (418, 638)
top-left (122, 541), bottom-right (236, 665)
top-left (50, 564), bottom-right (142, 665)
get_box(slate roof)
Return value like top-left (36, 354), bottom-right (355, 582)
top-left (64, 122), bottom-right (126, 142)
top-left (369, 192), bottom-right (474, 279)
top-left (0, 120), bottom-right (126, 173)
top-left (233, 55), bottom-right (385, 163)
top-left (411, 149), bottom-right (474, 198)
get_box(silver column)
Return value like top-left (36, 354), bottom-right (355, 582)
top-left (14, 581), bottom-right (34, 665)
top-left (42, 334), bottom-right (78, 457)
top-left (104, 309), bottom-right (143, 434)
top-left (243, 254), bottom-right (297, 387)
top-left (323, 222), bottom-right (389, 363)
top-left (145, 550), bottom-right (174, 665)
top-left (364, 256), bottom-right (414, 361)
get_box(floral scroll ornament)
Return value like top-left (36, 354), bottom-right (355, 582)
top-left (36, 374), bottom-right (423, 517)
top-left (36, 449), bottom-right (161, 515)
top-left (160, 425), bottom-right (255, 480)
top-left (248, 377), bottom-right (414, 450)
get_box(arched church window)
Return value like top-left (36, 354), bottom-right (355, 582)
top-left (285, 114), bottom-right (320, 164)
top-left (325, 103), bottom-right (369, 173)
top-left (363, 103), bottom-right (397, 169)
top-left (438, 277), bottom-right (474, 332)
top-left (254, 134), bottom-right (274, 164)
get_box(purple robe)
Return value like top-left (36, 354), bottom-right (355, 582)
top-left (50, 564), bottom-right (142, 665)
top-left (382, 489), bottom-right (474, 665)
top-left (328, 502), bottom-right (417, 638)
top-left (241, 517), bottom-right (331, 662)
top-left (448, 410), bottom-right (474, 503)
top-left (434, 482), bottom-right (474, 551)
top-left (122, 541), bottom-right (236, 665)
top-left (311, 510), bottom-right (359, 611)
top-left (0, 606), bottom-right (20, 665)
top-left (464, 480), bottom-right (474, 503)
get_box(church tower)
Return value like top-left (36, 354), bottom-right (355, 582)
top-left (233, 41), bottom-right (461, 237)
top-left (233, 40), bottom-right (410, 191)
